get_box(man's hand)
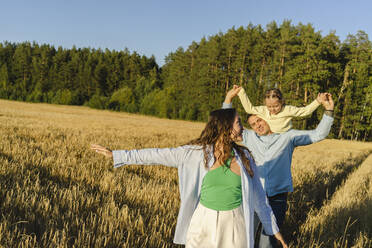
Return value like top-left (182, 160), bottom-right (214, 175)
top-left (224, 85), bottom-right (242, 104)
top-left (322, 93), bottom-right (334, 110)
top-left (321, 93), bottom-right (334, 111)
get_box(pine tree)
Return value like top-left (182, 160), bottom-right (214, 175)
top-left (0, 63), bottom-right (9, 98)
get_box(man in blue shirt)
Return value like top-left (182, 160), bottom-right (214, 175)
top-left (223, 87), bottom-right (334, 248)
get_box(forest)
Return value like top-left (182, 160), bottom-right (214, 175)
top-left (0, 21), bottom-right (371, 141)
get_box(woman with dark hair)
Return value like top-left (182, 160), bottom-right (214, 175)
top-left (91, 108), bottom-right (287, 248)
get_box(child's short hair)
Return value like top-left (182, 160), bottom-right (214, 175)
top-left (265, 88), bottom-right (284, 102)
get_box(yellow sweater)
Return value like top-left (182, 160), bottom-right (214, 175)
top-left (238, 88), bottom-right (321, 133)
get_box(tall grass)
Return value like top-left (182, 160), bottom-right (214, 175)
top-left (284, 140), bottom-right (372, 243)
top-left (1, 99), bottom-right (372, 247)
top-left (295, 154), bottom-right (372, 247)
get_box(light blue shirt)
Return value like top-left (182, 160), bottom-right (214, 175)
top-left (112, 145), bottom-right (279, 247)
top-left (223, 102), bottom-right (334, 197)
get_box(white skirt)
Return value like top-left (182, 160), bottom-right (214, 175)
top-left (186, 203), bottom-right (247, 248)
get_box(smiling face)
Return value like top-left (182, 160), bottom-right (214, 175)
top-left (247, 115), bottom-right (272, 136)
top-left (265, 97), bottom-right (283, 115)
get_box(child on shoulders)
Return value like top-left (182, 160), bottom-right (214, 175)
top-left (235, 85), bottom-right (326, 133)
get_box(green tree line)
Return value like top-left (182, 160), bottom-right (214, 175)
top-left (0, 21), bottom-right (371, 141)
top-left (0, 42), bottom-right (162, 113)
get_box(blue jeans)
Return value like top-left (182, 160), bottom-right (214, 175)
top-left (254, 192), bottom-right (288, 248)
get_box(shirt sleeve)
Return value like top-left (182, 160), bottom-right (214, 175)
top-left (112, 146), bottom-right (188, 168)
top-left (222, 102), bottom-right (233, 109)
top-left (291, 114), bottom-right (334, 147)
top-left (250, 155), bottom-right (280, 235)
top-left (238, 88), bottom-right (266, 115)
top-left (284, 99), bottom-right (321, 117)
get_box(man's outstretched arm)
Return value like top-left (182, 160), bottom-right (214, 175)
top-left (291, 93), bottom-right (335, 147)
top-left (222, 85), bottom-right (241, 109)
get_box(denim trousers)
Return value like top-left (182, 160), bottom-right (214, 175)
top-left (254, 192), bottom-right (288, 248)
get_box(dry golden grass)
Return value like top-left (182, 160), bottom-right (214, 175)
top-left (284, 140), bottom-right (372, 245)
top-left (296, 153), bottom-right (372, 247)
top-left (1, 99), bottom-right (372, 247)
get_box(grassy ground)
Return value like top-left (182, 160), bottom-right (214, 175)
top-left (1, 99), bottom-right (371, 247)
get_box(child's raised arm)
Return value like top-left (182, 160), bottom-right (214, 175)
top-left (237, 86), bottom-right (267, 116)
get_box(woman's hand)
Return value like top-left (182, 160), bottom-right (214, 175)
top-left (274, 232), bottom-right (288, 248)
top-left (91, 144), bottom-right (113, 158)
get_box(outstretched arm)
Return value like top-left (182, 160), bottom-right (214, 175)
top-left (291, 93), bottom-right (334, 147)
top-left (224, 85), bottom-right (242, 105)
top-left (224, 85), bottom-right (266, 115)
top-left (237, 87), bottom-right (267, 115)
top-left (222, 88), bottom-right (255, 142)
top-left (285, 93), bottom-right (327, 117)
top-left (91, 144), bottom-right (186, 168)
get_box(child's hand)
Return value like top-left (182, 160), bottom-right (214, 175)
top-left (316, 93), bottom-right (327, 103)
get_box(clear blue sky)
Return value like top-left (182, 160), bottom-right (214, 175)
top-left (2, 0), bottom-right (371, 66)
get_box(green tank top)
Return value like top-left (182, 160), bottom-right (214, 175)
top-left (200, 155), bottom-right (242, 211)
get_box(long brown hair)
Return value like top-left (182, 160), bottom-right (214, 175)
top-left (187, 108), bottom-right (254, 177)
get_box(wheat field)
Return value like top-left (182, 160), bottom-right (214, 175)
top-left (1, 99), bottom-right (372, 248)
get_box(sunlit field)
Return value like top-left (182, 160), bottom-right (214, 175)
top-left (1, 99), bottom-right (372, 248)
